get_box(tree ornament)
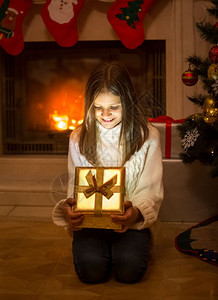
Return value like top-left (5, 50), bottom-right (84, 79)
top-left (208, 64), bottom-right (218, 80)
top-left (202, 103), bottom-right (218, 124)
top-left (209, 45), bottom-right (218, 63)
top-left (202, 96), bottom-right (218, 124)
top-left (181, 67), bottom-right (198, 86)
top-left (182, 127), bottom-right (200, 150)
top-left (203, 97), bottom-right (216, 109)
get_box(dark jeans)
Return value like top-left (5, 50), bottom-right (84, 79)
top-left (72, 228), bottom-right (151, 284)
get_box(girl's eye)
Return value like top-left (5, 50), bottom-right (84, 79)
top-left (94, 105), bottom-right (120, 110)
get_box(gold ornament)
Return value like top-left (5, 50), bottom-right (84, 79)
top-left (202, 107), bottom-right (218, 124)
top-left (208, 64), bottom-right (218, 80)
top-left (203, 97), bottom-right (216, 109)
top-left (202, 97), bottom-right (218, 124)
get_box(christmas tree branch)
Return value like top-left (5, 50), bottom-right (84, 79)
top-left (186, 54), bottom-right (203, 67)
top-left (186, 55), bottom-right (211, 77)
top-left (202, 78), bottom-right (216, 93)
top-left (207, 8), bottom-right (218, 18)
top-left (187, 94), bottom-right (206, 107)
top-left (196, 22), bottom-right (218, 44)
top-left (207, 0), bottom-right (218, 18)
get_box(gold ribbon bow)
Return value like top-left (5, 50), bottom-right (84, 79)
top-left (84, 170), bottom-right (117, 200)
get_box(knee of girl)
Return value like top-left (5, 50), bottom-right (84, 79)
top-left (75, 263), bottom-right (109, 284)
top-left (74, 254), bottom-right (110, 284)
top-left (114, 263), bottom-right (148, 284)
top-left (76, 267), bottom-right (108, 284)
top-left (113, 254), bottom-right (148, 283)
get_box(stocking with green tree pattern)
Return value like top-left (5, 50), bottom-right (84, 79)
top-left (107, 0), bottom-right (155, 49)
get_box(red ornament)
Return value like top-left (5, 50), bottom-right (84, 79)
top-left (181, 69), bottom-right (198, 86)
top-left (209, 45), bottom-right (218, 63)
top-left (215, 22), bottom-right (218, 29)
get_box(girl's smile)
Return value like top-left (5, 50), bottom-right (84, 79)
top-left (94, 92), bottom-right (122, 129)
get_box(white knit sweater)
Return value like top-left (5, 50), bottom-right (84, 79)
top-left (52, 122), bottom-right (164, 231)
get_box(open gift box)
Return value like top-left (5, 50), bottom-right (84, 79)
top-left (74, 167), bottom-right (125, 229)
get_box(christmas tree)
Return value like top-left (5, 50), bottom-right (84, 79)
top-left (116, 0), bottom-right (143, 29)
top-left (178, 0), bottom-right (218, 178)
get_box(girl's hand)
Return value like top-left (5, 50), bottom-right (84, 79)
top-left (61, 198), bottom-right (84, 231)
top-left (111, 201), bottom-right (142, 233)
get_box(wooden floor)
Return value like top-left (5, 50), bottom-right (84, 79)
top-left (0, 219), bottom-right (217, 300)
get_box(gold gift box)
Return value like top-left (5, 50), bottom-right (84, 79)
top-left (74, 167), bottom-right (125, 229)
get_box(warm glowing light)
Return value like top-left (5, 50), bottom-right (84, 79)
top-left (51, 111), bottom-right (69, 131)
top-left (50, 110), bottom-right (83, 131)
top-left (57, 121), bottom-right (68, 130)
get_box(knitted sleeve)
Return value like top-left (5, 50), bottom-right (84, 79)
top-left (52, 129), bottom-right (81, 228)
top-left (129, 126), bottom-right (164, 230)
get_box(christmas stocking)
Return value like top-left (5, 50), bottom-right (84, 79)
top-left (0, 0), bottom-right (32, 55)
top-left (107, 0), bottom-right (155, 49)
top-left (41, 0), bottom-right (86, 47)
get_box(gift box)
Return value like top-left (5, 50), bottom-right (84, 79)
top-left (149, 116), bottom-right (185, 159)
top-left (74, 167), bottom-right (125, 229)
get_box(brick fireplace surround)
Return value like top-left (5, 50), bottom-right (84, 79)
top-left (0, 0), bottom-right (217, 221)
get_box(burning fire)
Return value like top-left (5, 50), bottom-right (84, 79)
top-left (38, 78), bottom-right (86, 132)
top-left (51, 110), bottom-right (83, 131)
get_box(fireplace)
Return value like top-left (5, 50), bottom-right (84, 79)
top-left (0, 40), bottom-right (165, 154)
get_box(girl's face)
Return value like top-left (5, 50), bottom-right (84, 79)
top-left (93, 92), bottom-right (122, 129)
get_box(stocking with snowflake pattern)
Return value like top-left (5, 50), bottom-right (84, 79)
top-left (0, 0), bottom-right (32, 55)
top-left (41, 0), bottom-right (86, 47)
top-left (107, 0), bottom-right (155, 49)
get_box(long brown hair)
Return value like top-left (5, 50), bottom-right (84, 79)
top-left (79, 62), bottom-right (149, 165)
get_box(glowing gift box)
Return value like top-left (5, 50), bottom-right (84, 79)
top-left (74, 167), bottom-right (125, 229)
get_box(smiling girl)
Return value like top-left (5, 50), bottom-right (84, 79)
top-left (52, 62), bottom-right (164, 284)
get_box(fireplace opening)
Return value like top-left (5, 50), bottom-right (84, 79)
top-left (0, 40), bottom-right (166, 154)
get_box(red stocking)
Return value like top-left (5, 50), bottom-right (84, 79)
top-left (0, 0), bottom-right (32, 55)
top-left (41, 0), bottom-right (86, 47)
top-left (107, 0), bottom-right (155, 49)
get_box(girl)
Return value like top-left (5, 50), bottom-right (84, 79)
top-left (52, 62), bottom-right (164, 284)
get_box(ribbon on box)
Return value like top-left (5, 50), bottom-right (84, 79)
top-left (84, 170), bottom-right (117, 200)
top-left (149, 116), bottom-right (185, 158)
top-left (75, 169), bottom-right (124, 216)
